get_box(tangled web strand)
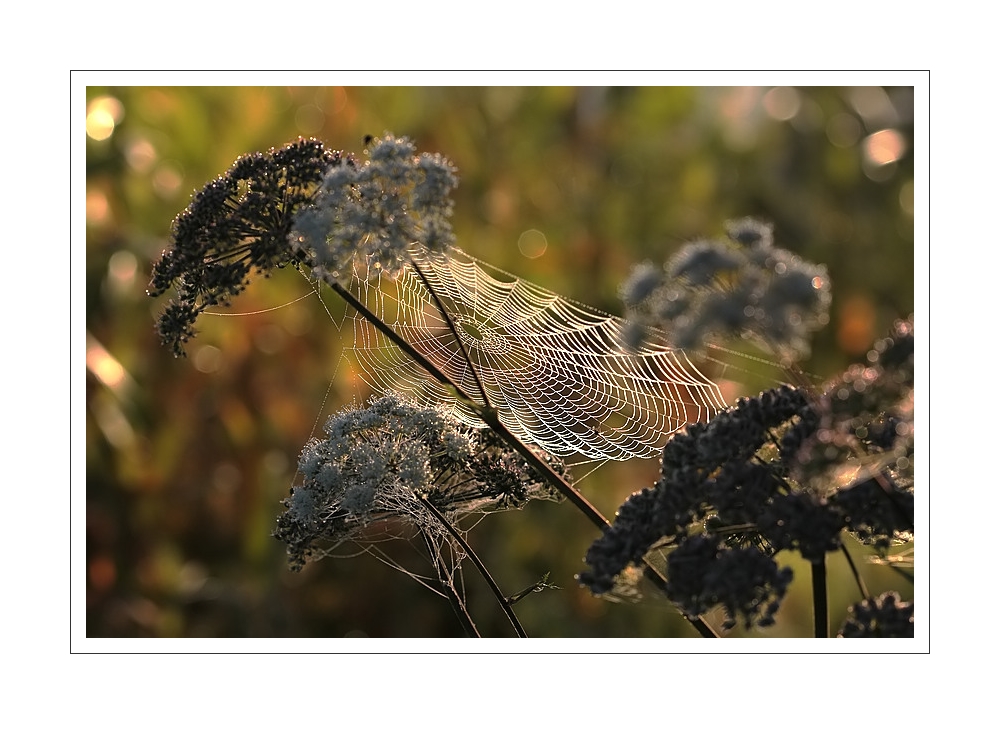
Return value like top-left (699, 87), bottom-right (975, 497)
top-left (347, 245), bottom-right (728, 461)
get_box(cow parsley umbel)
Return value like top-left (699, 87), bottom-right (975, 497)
top-left (838, 591), bottom-right (914, 637)
top-left (148, 133), bottom-right (458, 356)
top-left (290, 133), bottom-right (458, 279)
top-left (274, 393), bottom-right (566, 572)
top-left (148, 138), bottom-right (351, 356)
top-left (621, 217), bottom-right (832, 360)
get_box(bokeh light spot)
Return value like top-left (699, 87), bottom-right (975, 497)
top-left (125, 136), bottom-right (157, 173)
top-left (826, 113), bottom-right (861, 148)
top-left (484, 185), bottom-right (516, 225)
top-left (836, 295), bottom-right (876, 356)
top-left (86, 96), bottom-right (124, 141)
top-left (315, 86), bottom-right (347, 115)
top-left (762, 87), bottom-right (801, 121)
top-left (86, 189), bottom-right (110, 225)
top-left (254, 323), bottom-right (286, 354)
top-left (107, 250), bottom-right (138, 297)
top-left (194, 345), bottom-right (223, 373)
top-left (152, 162), bottom-right (184, 199)
top-left (864, 129), bottom-right (906, 166)
top-left (86, 334), bottom-right (127, 390)
top-left (295, 104), bottom-right (325, 135)
top-left (517, 229), bottom-right (548, 259)
top-left (109, 250), bottom-right (138, 284)
top-left (847, 86), bottom-right (898, 127)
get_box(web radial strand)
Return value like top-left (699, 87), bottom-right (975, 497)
top-left (346, 245), bottom-right (728, 460)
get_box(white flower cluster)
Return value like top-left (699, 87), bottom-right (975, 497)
top-left (621, 218), bottom-right (831, 360)
top-left (289, 134), bottom-right (459, 278)
top-left (274, 392), bottom-right (564, 570)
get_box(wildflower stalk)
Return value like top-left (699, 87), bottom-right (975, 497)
top-left (811, 559), bottom-right (828, 638)
top-left (313, 264), bottom-right (612, 523)
top-left (417, 493), bottom-right (528, 638)
top-left (419, 529), bottom-right (481, 638)
top-left (839, 544), bottom-right (869, 601)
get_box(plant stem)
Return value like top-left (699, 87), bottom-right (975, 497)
top-left (420, 529), bottom-right (481, 638)
top-left (811, 558), bottom-right (828, 638)
top-left (839, 542), bottom-right (870, 601)
top-left (418, 494), bottom-right (528, 638)
top-left (408, 255), bottom-right (492, 408)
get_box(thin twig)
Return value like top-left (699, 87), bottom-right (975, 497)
top-left (408, 254), bottom-right (492, 409)
top-left (838, 542), bottom-right (870, 602)
top-left (418, 494), bottom-right (528, 638)
top-left (419, 529), bottom-right (480, 638)
top-left (506, 574), bottom-right (558, 607)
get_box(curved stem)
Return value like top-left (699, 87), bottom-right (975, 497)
top-left (839, 541), bottom-right (870, 601)
top-left (418, 494), bottom-right (528, 638)
top-left (419, 529), bottom-right (480, 638)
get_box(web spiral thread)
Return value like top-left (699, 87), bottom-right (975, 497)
top-left (346, 246), bottom-right (727, 461)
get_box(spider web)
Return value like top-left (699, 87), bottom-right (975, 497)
top-left (345, 245), bottom-right (728, 461)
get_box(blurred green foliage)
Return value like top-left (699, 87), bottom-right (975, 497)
top-left (85, 86), bottom-right (914, 638)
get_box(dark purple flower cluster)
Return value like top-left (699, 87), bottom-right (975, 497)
top-left (578, 385), bottom-right (811, 621)
top-left (148, 138), bottom-right (351, 356)
top-left (665, 535), bottom-right (792, 630)
top-left (838, 591), bottom-right (914, 637)
top-left (578, 318), bottom-right (914, 631)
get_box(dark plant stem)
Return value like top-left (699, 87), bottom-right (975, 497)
top-left (839, 542), bottom-right (870, 601)
top-left (811, 558), bottom-right (828, 638)
top-left (319, 268), bottom-right (720, 639)
top-left (506, 574), bottom-right (556, 606)
top-left (420, 530), bottom-right (481, 638)
top-left (418, 494), bottom-right (528, 638)
top-left (408, 255), bottom-right (492, 408)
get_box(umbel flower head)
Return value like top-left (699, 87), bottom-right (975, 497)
top-left (148, 133), bottom-right (459, 356)
top-left (620, 217), bottom-right (831, 360)
top-left (290, 133), bottom-right (459, 279)
top-left (147, 138), bottom-right (351, 356)
top-left (274, 393), bottom-right (566, 571)
top-left (838, 591), bottom-right (914, 638)
top-left (578, 317), bottom-right (914, 631)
